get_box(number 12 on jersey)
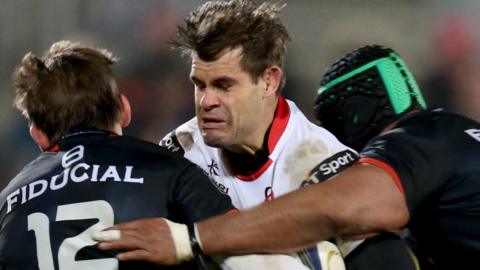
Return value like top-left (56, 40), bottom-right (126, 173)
top-left (27, 200), bottom-right (118, 270)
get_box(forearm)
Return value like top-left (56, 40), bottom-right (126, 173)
top-left (92, 164), bottom-right (407, 265)
top-left (197, 164), bottom-right (408, 255)
top-left (198, 186), bottom-right (337, 255)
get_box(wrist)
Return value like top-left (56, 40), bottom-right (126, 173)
top-left (163, 219), bottom-right (194, 263)
top-left (187, 223), bottom-right (204, 257)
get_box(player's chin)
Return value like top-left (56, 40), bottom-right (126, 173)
top-left (201, 131), bottom-right (229, 148)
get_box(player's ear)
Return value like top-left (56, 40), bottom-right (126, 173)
top-left (120, 94), bottom-right (131, 128)
top-left (262, 66), bottom-right (282, 98)
top-left (30, 125), bottom-right (51, 151)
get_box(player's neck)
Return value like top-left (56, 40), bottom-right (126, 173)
top-left (222, 127), bottom-right (271, 176)
top-left (221, 97), bottom-right (277, 174)
top-left (232, 99), bottom-right (277, 155)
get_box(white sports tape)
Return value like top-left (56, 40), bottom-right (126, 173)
top-left (92, 230), bottom-right (121, 242)
top-left (163, 218), bottom-right (194, 262)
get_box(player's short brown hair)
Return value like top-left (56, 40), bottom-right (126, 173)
top-left (172, 0), bottom-right (290, 91)
top-left (13, 40), bottom-right (121, 144)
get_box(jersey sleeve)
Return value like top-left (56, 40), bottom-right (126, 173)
top-left (159, 130), bottom-right (185, 155)
top-left (359, 127), bottom-right (451, 215)
top-left (159, 118), bottom-right (198, 156)
top-left (302, 126), bottom-right (359, 186)
top-left (171, 164), bottom-right (236, 223)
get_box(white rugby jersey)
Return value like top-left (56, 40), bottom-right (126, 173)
top-left (161, 97), bottom-right (357, 210)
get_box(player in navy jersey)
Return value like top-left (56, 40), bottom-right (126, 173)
top-left (94, 45), bottom-right (480, 270)
top-left (0, 40), bottom-right (235, 270)
top-left (314, 45), bottom-right (480, 269)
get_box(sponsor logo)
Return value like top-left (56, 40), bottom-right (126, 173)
top-left (209, 178), bottom-right (229, 195)
top-left (6, 145), bottom-right (144, 214)
top-left (465, 128), bottom-right (480, 142)
top-left (198, 164), bottom-right (228, 194)
top-left (300, 150), bottom-right (358, 187)
top-left (207, 159), bottom-right (220, 176)
top-left (160, 131), bottom-right (185, 154)
top-left (201, 161), bottom-right (227, 194)
top-left (318, 151), bottom-right (356, 175)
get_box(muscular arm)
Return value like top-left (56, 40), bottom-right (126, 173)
top-left (198, 163), bottom-right (409, 255)
top-left (93, 163), bottom-right (409, 264)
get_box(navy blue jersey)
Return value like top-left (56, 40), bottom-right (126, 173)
top-left (0, 130), bottom-right (235, 270)
top-left (360, 110), bottom-right (480, 269)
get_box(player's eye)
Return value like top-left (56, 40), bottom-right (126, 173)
top-left (214, 80), bottom-right (233, 91)
top-left (191, 78), bottom-right (206, 91)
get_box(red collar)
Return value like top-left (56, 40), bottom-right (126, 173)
top-left (234, 96), bottom-right (290, 181)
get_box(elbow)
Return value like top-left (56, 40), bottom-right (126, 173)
top-left (386, 199), bottom-right (410, 230)
top-left (332, 198), bottom-right (410, 237)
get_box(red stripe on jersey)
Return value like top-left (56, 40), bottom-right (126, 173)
top-left (225, 209), bottom-right (240, 215)
top-left (46, 145), bottom-right (60, 152)
top-left (268, 96), bottom-right (290, 152)
top-left (357, 157), bottom-right (406, 195)
top-left (234, 97), bottom-right (290, 181)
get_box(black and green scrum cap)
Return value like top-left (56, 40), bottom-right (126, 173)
top-left (314, 45), bottom-right (427, 151)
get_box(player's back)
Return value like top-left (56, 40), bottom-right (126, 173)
top-left (362, 110), bottom-right (480, 269)
top-left (0, 130), bottom-right (232, 270)
top-left (404, 110), bottom-right (480, 268)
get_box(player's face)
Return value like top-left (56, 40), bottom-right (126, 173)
top-left (190, 48), bottom-right (266, 151)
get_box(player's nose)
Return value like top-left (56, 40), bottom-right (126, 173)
top-left (199, 88), bottom-right (220, 111)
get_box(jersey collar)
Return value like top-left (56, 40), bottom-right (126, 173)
top-left (235, 96), bottom-right (291, 181)
top-left (46, 129), bottom-right (119, 153)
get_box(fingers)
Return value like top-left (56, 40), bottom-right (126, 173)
top-left (91, 217), bottom-right (179, 265)
top-left (116, 250), bottom-right (151, 261)
top-left (97, 229), bottom-right (143, 251)
top-left (92, 218), bottom-right (171, 251)
top-left (93, 227), bottom-right (163, 263)
top-left (92, 218), bottom-right (164, 245)
top-left (92, 230), bottom-right (121, 241)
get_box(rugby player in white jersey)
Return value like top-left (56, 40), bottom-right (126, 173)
top-left (94, 1), bottom-right (420, 269)
top-left (99, 1), bottom-right (354, 269)
top-left (160, 1), bottom-right (358, 268)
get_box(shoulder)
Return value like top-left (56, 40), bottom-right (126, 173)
top-left (2, 152), bottom-right (61, 192)
top-left (398, 109), bottom-right (477, 129)
top-left (160, 118), bottom-right (201, 155)
top-left (282, 100), bottom-right (359, 184)
top-left (358, 110), bottom-right (479, 177)
top-left (104, 136), bottom-right (198, 172)
top-left (115, 135), bottom-right (170, 155)
top-left (287, 99), bottom-right (344, 141)
top-left (370, 110), bottom-right (480, 146)
top-left (292, 105), bottom-right (355, 153)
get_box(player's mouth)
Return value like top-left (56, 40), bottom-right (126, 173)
top-left (200, 117), bottom-right (226, 129)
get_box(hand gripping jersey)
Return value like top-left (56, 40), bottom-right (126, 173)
top-left (0, 130), bottom-right (234, 270)
top-left (359, 110), bottom-right (480, 270)
top-left (161, 97), bottom-right (357, 209)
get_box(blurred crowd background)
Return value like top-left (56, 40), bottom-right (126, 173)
top-left (1, 0), bottom-right (480, 189)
